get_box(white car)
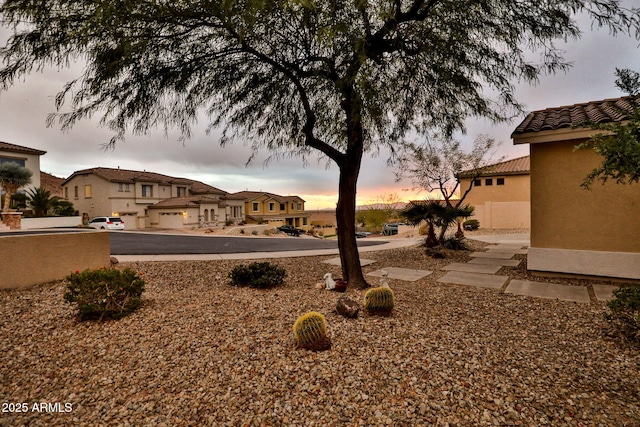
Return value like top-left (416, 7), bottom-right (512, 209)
top-left (88, 216), bottom-right (125, 230)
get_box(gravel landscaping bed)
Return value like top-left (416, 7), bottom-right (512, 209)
top-left (1, 241), bottom-right (638, 426)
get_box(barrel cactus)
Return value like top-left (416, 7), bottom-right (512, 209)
top-left (364, 286), bottom-right (395, 316)
top-left (293, 311), bottom-right (331, 351)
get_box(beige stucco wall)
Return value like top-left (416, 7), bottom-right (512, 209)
top-left (460, 174), bottom-right (530, 229)
top-left (65, 175), bottom-right (113, 219)
top-left (530, 140), bottom-right (640, 253)
top-left (0, 231), bottom-right (110, 289)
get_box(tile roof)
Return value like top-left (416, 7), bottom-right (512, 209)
top-left (512, 96), bottom-right (636, 136)
top-left (64, 167), bottom-right (193, 185)
top-left (0, 141), bottom-right (46, 156)
top-left (231, 191), bottom-right (305, 203)
top-left (148, 196), bottom-right (220, 208)
top-left (40, 172), bottom-right (64, 197)
top-left (459, 155), bottom-right (530, 177)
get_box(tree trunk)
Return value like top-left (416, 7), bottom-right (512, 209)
top-left (336, 154), bottom-right (369, 289)
top-left (2, 187), bottom-right (13, 213)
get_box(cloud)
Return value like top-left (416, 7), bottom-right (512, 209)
top-left (1, 13), bottom-right (639, 209)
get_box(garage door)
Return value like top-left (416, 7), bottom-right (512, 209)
top-left (159, 213), bottom-right (185, 229)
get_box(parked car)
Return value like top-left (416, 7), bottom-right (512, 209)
top-left (382, 222), bottom-right (405, 236)
top-left (88, 216), bottom-right (125, 230)
top-left (355, 231), bottom-right (372, 238)
top-left (277, 225), bottom-right (303, 236)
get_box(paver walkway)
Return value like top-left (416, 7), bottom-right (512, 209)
top-left (436, 242), bottom-right (618, 304)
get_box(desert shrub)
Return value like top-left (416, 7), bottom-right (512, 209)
top-left (251, 230), bottom-right (259, 235)
top-left (293, 312), bottom-right (331, 351)
top-left (229, 262), bottom-right (286, 289)
top-left (225, 219), bottom-right (234, 226)
top-left (64, 267), bottom-right (146, 320)
top-left (605, 285), bottom-right (640, 345)
top-left (263, 228), bottom-right (275, 236)
top-left (441, 237), bottom-right (469, 250)
top-left (240, 229), bottom-right (245, 234)
top-left (463, 219), bottom-right (480, 231)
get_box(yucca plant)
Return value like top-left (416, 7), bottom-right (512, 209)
top-left (293, 312), bottom-right (331, 351)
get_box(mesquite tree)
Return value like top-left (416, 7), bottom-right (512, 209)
top-left (1, 0), bottom-right (638, 288)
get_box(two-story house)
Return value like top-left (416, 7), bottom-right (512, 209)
top-left (62, 167), bottom-right (245, 229)
top-left (231, 191), bottom-right (309, 229)
top-left (0, 141), bottom-right (45, 210)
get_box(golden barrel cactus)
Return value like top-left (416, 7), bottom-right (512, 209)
top-left (293, 311), bottom-right (331, 351)
top-left (364, 286), bottom-right (395, 316)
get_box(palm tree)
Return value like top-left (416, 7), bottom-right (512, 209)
top-left (400, 200), bottom-right (445, 248)
top-left (0, 163), bottom-right (33, 213)
top-left (26, 187), bottom-right (53, 216)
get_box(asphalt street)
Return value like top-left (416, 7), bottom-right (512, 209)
top-left (109, 232), bottom-right (387, 255)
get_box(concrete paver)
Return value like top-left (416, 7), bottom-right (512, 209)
top-left (469, 233), bottom-right (530, 246)
top-left (367, 267), bottom-right (432, 282)
top-left (467, 258), bottom-right (521, 267)
top-left (322, 257), bottom-right (377, 266)
top-left (505, 280), bottom-right (590, 303)
top-left (488, 244), bottom-right (527, 250)
top-left (470, 251), bottom-right (515, 259)
top-left (443, 263), bottom-right (501, 274)
top-left (486, 248), bottom-right (528, 255)
top-left (592, 284), bottom-right (619, 302)
top-left (437, 271), bottom-right (509, 289)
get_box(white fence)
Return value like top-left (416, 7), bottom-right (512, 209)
top-left (21, 216), bottom-right (83, 230)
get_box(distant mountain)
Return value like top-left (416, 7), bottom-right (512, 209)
top-left (356, 202), bottom-right (407, 211)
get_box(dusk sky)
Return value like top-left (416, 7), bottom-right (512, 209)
top-left (1, 13), bottom-right (639, 209)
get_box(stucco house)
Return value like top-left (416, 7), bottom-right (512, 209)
top-left (62, 167), bottom-right (245, 229)
top-left (512, 96), bottom-right (640, 280)
top-left (0, 141), bottom-right (45, 209)
top-left (458, 156), bottom-right (530, 229)
top-left (231, 191), bottom-right (310, 229)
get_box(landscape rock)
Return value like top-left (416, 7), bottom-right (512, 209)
top-left (336, 296), bottom-right (360, 318)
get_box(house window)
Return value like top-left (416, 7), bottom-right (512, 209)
top-left (0, 158), bottom-right (26, 167)
top-left (84, 185), bottom-right (92, 198)
top-left (280, 203), bottom-right (285, 211)
top-left (497, 178), bottom-right (505, 185)
top-left (64, 187), bottom-right (68, 199)
top-left (485, 178), bottom-right (493, 186)
top-left (473, 179), bottom-right (481, 186)
top-left (74, 186), bottom-right (78, 198)
top-left (269, 202), bottom-right (275, 211)
top-left (177, 187), bottom-right (187, 197)
top-left (118, 183), bottom-right (130, 192)
top-left (297, 202), bottom-right (302, 211)
top-left (303, 218), bottom-right (308, 226)
top-left (252, 202), bottom-right (259, 212)
top-left (141, 185), bottom-right (153, 197)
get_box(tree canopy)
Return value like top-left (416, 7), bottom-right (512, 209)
top-left (577, 68), bottom-right (640, 188)
top-left (1, 0), bottom-right (638, 286)
top-left (0, 162), bottom-right (32, 212)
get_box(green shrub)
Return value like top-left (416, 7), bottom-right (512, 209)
top-left (225, 219), bottom-right (234, 226)
top-left (463, 219), bottom-right (480, 231)
top-left (441, 237), bottom-right (469, 250)
top-left (251, 230), bottom-right (259, 235)
top-left (605, 285), bottom-right (640, 345)
top-left (64, 267), bottom-right (146, 320)
top-left (229, 262), bottom-right (286, 289)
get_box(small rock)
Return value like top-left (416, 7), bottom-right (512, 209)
top-left (110, 256), bottom-right (119, 265)
top-left (336, 296), bottom-right (360, 318)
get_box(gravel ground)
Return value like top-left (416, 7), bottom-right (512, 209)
top-left (1, 240), bottom-right (639, 427)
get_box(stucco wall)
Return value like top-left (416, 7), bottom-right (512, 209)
top-left (0, 231), bottom-right (111, 289)
top-left (21, 216), bottom-right (83, 229)
top-left (530, 140), bottom-right (640, 253)
top-left (460, 174), bottom-right (531, 229)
